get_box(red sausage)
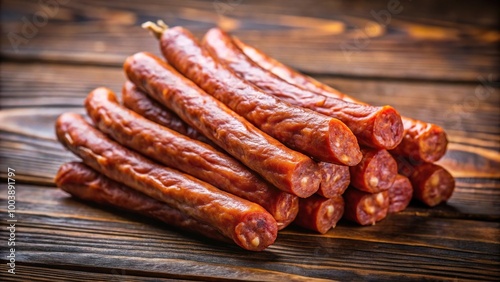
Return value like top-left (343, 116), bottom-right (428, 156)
top-left (85, 87), bottom-right (298, 229)
top-left (124, 52), bottom-right (321, 198)
top-left (235, 38), bottom-right (448, 162)
top-left (143, 23), bottom-right (362, 166)
top-left (396, 157), bottom-right (455, 207)
top-left (55, 113), bottom-right (278, 251)
top-left (55, 162), bottom-right (227, 242)
top-left (204, 28), bottom-right (404, 150)
top-left (122, 81), bottom-right (213, 145)
top-left (294, 195), bottom-right (345, 234)
top-left (317, 162), bottom-right (350, 198)
top-left (343, 188), bottom-right (389, 226)
top-left (349, 148), bottom-right (398, 193)
top-left (388, 174), bottom-right (413, 213)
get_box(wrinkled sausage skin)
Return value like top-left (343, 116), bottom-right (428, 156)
top-left (55, 113), bottom-right (277, 251)
top-left (124, 52), bottom-right (321, 198)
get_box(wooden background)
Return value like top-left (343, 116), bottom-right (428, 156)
top-left (1, 0), bottom-right (499, 280)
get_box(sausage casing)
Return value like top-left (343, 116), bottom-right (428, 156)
top-left (55, 162), bottom-right (227, 242)
top-left (55, 113), bottom-right (278, 251)
top-left (85, 87), bottom-right (298, 229)
top-left (124, 52), bottom-right (321, 198)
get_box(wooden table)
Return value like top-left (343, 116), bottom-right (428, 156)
top-left (1, 0), bottom-right (499, 281)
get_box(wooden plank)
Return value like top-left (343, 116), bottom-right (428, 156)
top-left (0, 185), bottom-right (498, 281)
top-left (1, 0), bottom-right (498, 81)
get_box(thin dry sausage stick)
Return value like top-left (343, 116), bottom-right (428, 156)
top-left (142, 22), bottom-right (361, 166)
top-left (85, 87), bottom-right (298, 229)
top-left (395, 157), bottom-right (455, 207)
top-left (124, 52), bottom-right (321, 198)
top-left (317, 162), bottom-right (350, 198)
top-left (204, 28), bottom-right (404, 150)
top-left (235, 38), bottom-right (448, 162)
top-left (294, 195), bottom-right (345, 234)
top-left (349, 148), bottom-right (398, 193)
top-left (122, 80), bottom-right (213, 145)
top-left (343, 188), bottom-right (389, 226)
top-left (55, 113), bottom-right (278, 251)
top-left (388, 174), bottom-right (413, 213)
top-left (55, 162), bottom-right (227, 242)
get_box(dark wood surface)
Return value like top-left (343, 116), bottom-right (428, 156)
top-left (0, 0), bottom-right (499, 281)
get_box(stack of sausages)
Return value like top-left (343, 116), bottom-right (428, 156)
top-left (54, 21), bottom-right (455, 251)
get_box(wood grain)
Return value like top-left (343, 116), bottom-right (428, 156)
top-left (0, 0), bottom-right (499, 280)
top-left (1, 0), bottom-right (498, 81)
top-left (0, 185), bottom-right (498, 281)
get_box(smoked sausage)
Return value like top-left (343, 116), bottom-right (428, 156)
top-left (396, 157), bottom-right (455, 207)
top-left (122, 80), bottom-right (213, 145)
top-left (317, 162), bottom-right (350, 198)
top-left (142, 22), bottom-right (362, 166)
top-left (294, 195), bottom-right (345, 234)
top-left (234, 37), bottom-right (448, 162)
top-left (343, 188), bottom-right (389, 226)
top-left (55, 162), bottom-right (227, 242)
top-left (204, 28), bottom-right (404, 150)
top-left (55, 113), bottom-right (278, 251)
top-left (388, 174), bottom-right (413, 213)
top-left (349, 148), bottom-right (398, 193)
top-left (124, 52), bottom-right (321, 198)
top-left (85, 87), bottom-right (298, 229)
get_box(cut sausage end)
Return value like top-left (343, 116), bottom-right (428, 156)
top-left (234, 212), bottom-right (278, 251)
top-left (328, 119), bottom-right (362, 166)
top-left (418, 127), bottom-right (448, 163)
top-left (290, 161), bottom-right (321, 198)
top-left (420, 167), bottom-right (455, 207)
top-left (362, 150), bottom-right (398, 193)
top-left (315, 200), bottom-right (337, 234)
top-left (273, 193), bottom-right (299, 230)
top-left (372, 106), bottom-right (404, 150)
